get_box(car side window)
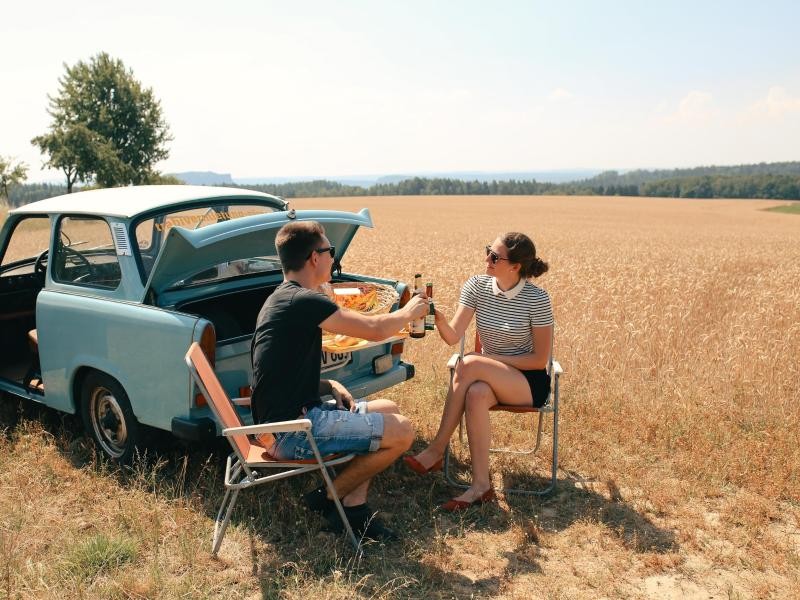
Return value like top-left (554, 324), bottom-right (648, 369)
top-left (0, 216), bottom-right (50, 277)
top-left (53, 216), bottom-right (122, 289)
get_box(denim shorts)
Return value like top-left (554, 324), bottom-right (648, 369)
top-left (271, 400), bottom-right (385, 460)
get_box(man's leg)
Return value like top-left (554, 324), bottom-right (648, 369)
top-left (335, 399), bottom-right (401, 506)
top-left (329, 410), bottom-right (413, 504)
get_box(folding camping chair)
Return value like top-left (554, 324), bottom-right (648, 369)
top-left (443, 333), bottom-right (563, 495)
top-left (184, 342), bottom-right (359, 555)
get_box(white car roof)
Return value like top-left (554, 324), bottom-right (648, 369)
top-left (10, 185), bottom-right (285, 218)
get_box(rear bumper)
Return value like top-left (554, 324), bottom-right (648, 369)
top-left (171, 416), bottom-right (216, 441)
top-left (345, 361), bottom-right (415, 398)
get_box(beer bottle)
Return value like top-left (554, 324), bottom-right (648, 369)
top-left (425, 282), bottom-right (435, 330)
top-left (410, 273), bottom-right (426, 338)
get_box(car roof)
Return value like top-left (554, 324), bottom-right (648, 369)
top-left (9, 185), bottom-right (287, 218)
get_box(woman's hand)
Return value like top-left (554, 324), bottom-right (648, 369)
top-left (330, 379), bottom-right (356, 411)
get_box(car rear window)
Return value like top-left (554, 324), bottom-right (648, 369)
top-left (135, 203), bottom-right (279, 280)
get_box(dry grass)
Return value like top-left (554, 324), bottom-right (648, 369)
top-left (2, 195), bottom-right (800, 598)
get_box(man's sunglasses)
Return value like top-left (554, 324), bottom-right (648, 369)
top-left (309, 246), bottom-right (336, 259)
top-left (485, 246), bottom-right (510, 265)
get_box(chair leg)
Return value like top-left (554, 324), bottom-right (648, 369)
top-left (307, 435), bottom-right (361, 553)
top-left (212, 488), bottom-right (240, 555)
top-left (443, 443), bottom-right (469, 490)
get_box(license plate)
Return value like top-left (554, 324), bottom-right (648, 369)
top-left (320, 350), bottom-right (352, 373)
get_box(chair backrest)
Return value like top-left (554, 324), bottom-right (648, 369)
top-left (185, 343), bottom-right (272, 460)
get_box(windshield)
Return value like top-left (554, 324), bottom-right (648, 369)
top-left (134, 203), bottom-right (281, 282)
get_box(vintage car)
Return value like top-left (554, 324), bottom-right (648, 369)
top-left (0, 186), bottom-right (414, 462)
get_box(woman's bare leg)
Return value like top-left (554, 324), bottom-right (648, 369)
top-left (412, 355), bottom-right (533, 470)
top-left (448, 357), bottom-right (534, 502)
top-left (411, 359), bottom-right (474, 468)
top-left (459, 381), bottom-right (495, 499)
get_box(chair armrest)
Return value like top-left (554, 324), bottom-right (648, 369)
top-left (222, 419), bottom-right (312, 437)
top-left (552, 360), bottom-right (563, 375)
top-left (446, 353), bottom-right (461, 370)
top-left (231, 397), bottom-right (251, 407)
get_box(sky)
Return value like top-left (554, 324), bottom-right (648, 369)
top-left (2, 0), bottom-right (799, 182)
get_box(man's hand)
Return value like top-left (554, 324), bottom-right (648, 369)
top-left (404, 294), bottom-right (429, 320)
top-left (330, 380), bottom-right (356, 412)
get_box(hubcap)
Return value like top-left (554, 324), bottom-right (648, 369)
top-left (90, 386), bottom-right (128, 458)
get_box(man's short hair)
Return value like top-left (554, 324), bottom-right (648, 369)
top-left (275, 221), bottom-right (326, 272)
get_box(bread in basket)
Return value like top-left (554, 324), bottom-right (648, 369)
top-left (323, 282), bottom-right (398, 315)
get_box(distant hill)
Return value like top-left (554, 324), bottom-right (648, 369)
top-left (173, 171), bottom-right (234, 185)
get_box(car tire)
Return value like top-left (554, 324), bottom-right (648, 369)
top-left (80, 371), bottom-right (142, 464)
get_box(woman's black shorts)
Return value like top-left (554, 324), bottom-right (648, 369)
top-left (521, 369), bottom-right (551, 408)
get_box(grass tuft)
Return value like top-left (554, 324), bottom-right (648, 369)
top-left (62, 534), bottom-right (138, 581)
top-left (764, 202), bottom-right (800, 214)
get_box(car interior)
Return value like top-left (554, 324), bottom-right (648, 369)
top-left (0, 216), bottom-right (49, 392)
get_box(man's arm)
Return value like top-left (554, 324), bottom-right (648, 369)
top-left (320, 294), bottom-right (429, 341)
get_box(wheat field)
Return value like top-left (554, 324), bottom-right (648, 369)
top-left (1, 195), bottom-right (799, 599)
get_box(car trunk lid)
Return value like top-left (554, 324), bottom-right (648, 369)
top-left (141, 208), bottom-right (373, 303)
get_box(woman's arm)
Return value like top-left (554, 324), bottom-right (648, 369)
top-left (434, 304), bottom-right (475, 346)
top-left (482, 325), bottom-right (553, 370)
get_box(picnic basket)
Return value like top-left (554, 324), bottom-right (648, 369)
top-left (325, 282), bottom-right (399, 315)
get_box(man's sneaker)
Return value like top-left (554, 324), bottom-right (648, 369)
top-left (324, 503), bottom-right (400, 542)
top-left (303, 486), bottom-right (334, 514)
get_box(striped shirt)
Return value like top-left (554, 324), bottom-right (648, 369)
top-left (459, 275), bottom-right (553, 356)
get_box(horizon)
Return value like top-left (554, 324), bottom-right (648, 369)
top-left (3, 1), bottom-right (799, 183)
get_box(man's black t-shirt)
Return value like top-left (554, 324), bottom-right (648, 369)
top-left (251, 280), bottom-right (338, 423)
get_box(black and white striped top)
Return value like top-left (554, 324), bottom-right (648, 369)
top-left (459, 275), bottom-right (553, 356)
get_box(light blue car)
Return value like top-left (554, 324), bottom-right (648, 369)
top-left (0, 186), bottom-right (414, 462)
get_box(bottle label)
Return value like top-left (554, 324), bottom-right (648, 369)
top-left (425, 301), bottom-right (435, 330)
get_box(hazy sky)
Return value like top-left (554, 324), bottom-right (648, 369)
top-left (3, 1), bottom-right (799, 181)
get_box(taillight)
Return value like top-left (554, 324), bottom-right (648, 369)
top-left (200, 322), bottom-right (216, 367)
top-left (195, 322), bottom-right (216, 407)
top-left (390, 342), bottom-right (404, 355)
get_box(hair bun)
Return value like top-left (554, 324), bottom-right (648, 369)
top-left (528, 257), bottom-right (549, 278)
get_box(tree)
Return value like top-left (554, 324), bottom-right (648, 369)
top-left (0, 156), bottom-right (28, 202)
top-left (32, 52), bottom-right (171, 191)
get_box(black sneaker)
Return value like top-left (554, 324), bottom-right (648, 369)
top-left (325, 504), bottom-right (400, 542)
top-left (303, 486), bottom-right (334, 514)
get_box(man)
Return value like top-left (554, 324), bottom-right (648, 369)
top-left (250, 220), bottom-right (428, 542)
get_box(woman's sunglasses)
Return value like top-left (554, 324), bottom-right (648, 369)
top-left (485, 246), bottom-right (510, 265)
top-left (309, 246), bottom-right (336, 259)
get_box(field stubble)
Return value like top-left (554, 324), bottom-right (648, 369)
top-left (1, 195), bottom-right (799, 599)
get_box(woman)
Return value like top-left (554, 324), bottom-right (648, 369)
top-left (404, 232), bottom-right (553, 511)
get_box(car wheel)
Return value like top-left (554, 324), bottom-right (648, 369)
top-left (80, 372), bottom-right (141, 464)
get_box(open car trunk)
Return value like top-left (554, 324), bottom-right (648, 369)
top-left (147, 208), bottom-right (413, 414)
top-left (177, 272), bottom-right (411, 419)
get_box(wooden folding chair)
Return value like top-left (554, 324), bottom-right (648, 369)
top-left (184, 343), bottom-right (359, 555)
top-left (443, 333), bottom-right (564, 495)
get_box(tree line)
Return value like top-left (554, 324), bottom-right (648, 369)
top-left (232, 172), bottom-right (800, 200)
top-left (6, 170), bottom-right (800, 207)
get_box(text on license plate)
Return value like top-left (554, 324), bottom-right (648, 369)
top-left (320, 351), bottom-right (352, 373)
